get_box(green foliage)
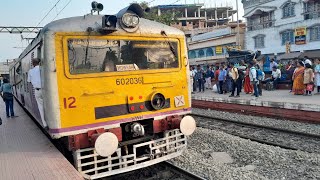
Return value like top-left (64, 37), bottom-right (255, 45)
top-left (140, 1), bottom-right (180, 26)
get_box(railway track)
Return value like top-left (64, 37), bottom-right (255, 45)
top-left (192, 114), bottom-right (320, 153)
top-left (17, 98), bottom-right (205, 180)
top-left (107, 161), bottom-right (205, 180)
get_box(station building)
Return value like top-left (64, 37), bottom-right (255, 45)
top-left (152, 3), bottom-right (237, 38)
top-left (188, 23), bottom-right (246, 65)
top-left (152, 3), bottom-right (244, 65)
top-left (242, 0), bottom-right (320, 71)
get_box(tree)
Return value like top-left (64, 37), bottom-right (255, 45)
top-left (140, 1), bottom-right (180, 26)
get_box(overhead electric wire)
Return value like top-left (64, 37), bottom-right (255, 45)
top-left (51, 0), bottom-right (72, 22)
top-left (26, 0), bottom-right (62, 37)
top-left (170, 0), bottom-right (181, 5)
top-left (147, 0), bottom-right (156, 4)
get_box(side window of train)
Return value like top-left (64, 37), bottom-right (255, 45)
top-left (16, 63), bottom-right (22, 90)
top-left (37, 46), bottom-right (41, 62)
top-left (23, 74), bottom-right (26, 92)
top-left (26, 72), bottom-right (29, 93)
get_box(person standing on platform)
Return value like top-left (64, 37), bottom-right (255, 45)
top-left (195, 65), bottom-right (205, 93)
top-left (191, 66), bottom-right (197, 93)
top-left (205, 65), bottom-right (213, 90)
top-left (218, 65), bottom-right (227, 94)
top-left (229, 62), bottom-right (240, 97)
top-left (238, 60), bottom-right (246, 93)
top-left (244, 66), bottom-right (253, 94)
top-left (27, 58), bottom-right (48, 128)
top-left (314, 59), bottom-right (320, 94)
top-left (0, 79), bottom-right (15, 118)
top-left (286, 60), bottom-right (296, 92)
top-left (304, 63), bottom-right (314, 96)
top-left (292, 61), bottom-right (306, 95)
top-left (190, 66), bottom-right (195, 94)
top-left (225, 65), bottom-right (233, 93)
top-left (256, 64), bottom-right (265, 96)
top-left (249, 62), bottom-right (259, 98)
top-left (214, 65), bottom-right (220, 93)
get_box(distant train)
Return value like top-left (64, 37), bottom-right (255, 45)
top-left (9, 3), bottom-right (196, 179)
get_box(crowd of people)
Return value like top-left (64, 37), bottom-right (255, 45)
top-left (190, 56), bottom-right (320, 98)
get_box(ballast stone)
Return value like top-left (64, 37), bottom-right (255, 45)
top-left (210, 152), bottom-right (233, 164)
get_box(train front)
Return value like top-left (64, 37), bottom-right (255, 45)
top-left (52, 4), bottom-right (196, 179)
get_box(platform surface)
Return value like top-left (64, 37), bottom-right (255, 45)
top-left (0, 100), bottom-right (83, 180)
top-left (192, 89), bottom-right (320, 112)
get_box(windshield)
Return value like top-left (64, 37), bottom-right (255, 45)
top-left (67, 39), bottom-right (179, 75)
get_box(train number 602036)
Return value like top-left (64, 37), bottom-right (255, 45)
top-left (116, 77), bottom-right (143, 85)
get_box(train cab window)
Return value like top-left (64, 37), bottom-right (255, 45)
top-left (16, 62), bottom-right (22, 75)
top-left (67, 39), bottom-right (179, 75)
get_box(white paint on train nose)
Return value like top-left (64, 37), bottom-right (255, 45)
top-left (180, 116), bottom-right (196, 136)
top-left (95, 132), bottom-right (118, 157)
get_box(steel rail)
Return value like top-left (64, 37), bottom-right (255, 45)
top-left (161, 161), bottom-right (206, 180)
top-left (192, 114), bottom-right (320, 139)
top-left (192, 113), bottom-right (320, 152)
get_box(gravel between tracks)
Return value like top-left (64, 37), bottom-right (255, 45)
top-left (171, 128), bottom-right (320, 180)
top-left (192, 108), bottom-right (320, 136)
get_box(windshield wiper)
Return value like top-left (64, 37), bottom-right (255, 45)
top-left (160, 30), bottom-right (177, 58)
top-left (84, 28), bottom-right (93, 66)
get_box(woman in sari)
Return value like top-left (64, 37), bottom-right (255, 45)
top-left (314, 59), bottom-right (320, 94)
top-left (244, 67), bottom-right (253, 94)
top-left (292, 61), bottom-right (305, 95)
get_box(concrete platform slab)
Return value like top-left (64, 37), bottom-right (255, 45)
top-left (0, 100), bottom-right (83, 180)
top-left (192, 90), bottom-right (320, 123)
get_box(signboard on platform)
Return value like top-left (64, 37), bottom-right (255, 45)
top-left (215, 46), bottom-right (223, 54)
top-left (295, 27), bottom-right (306, 45)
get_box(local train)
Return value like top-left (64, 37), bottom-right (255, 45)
top-left (9, 3), bottom-right (196, 179)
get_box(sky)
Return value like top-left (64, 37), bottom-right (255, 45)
top-left (0, 0), bottom-right (244, 62)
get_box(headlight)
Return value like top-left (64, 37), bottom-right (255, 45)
top-left (180, 116), bottom-right (196, 136)
top-left (151, 93), bottom-right (166, 110)
top-left (95, 132), bottom-right (118, 157)
top-left (122, 13), bottom-right (139, 28)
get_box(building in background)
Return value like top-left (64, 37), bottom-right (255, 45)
top-left (152, 3), bottom-right (238, 39)
top-left (188, 23), bottom-right (246, 65)
top-left (242, 0), bottom-right (320, 71)
top-left (152, 3), bottom-right (243, 65)
top-left (0, 59), bottom-right (13, 80)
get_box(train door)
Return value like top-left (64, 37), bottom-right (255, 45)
top-left (27, 51), bottom-right (37, 115)
top-left (13, 66), bottom-right (17, 96)
top-left (15, 62), bottom-right (24, 104)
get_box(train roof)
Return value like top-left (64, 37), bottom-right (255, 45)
top-left (18, 15), bottom-right (184, 61)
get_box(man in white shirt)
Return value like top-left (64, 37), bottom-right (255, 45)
top-left (269, 59), bottom-right (278, 71)
top-left (249, 62), bottom-right (259, 98)
top-left (271, 66), bottom-right (281, 90)
top-left (27, 58), bottom-right (47, 128)
top-left (190, 66), bottom-right (195, 94)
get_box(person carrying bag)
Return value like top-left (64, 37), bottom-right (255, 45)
top-left (0, 78), bottom-right (15, 118)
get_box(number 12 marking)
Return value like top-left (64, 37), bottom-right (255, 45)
top-left (63, 97), bottom-right (76, 109)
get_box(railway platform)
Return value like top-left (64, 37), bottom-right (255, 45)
top-left (0, 100), bottom-right (83, 180)
top-left (192, 90), bottom-right (320, 123)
